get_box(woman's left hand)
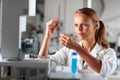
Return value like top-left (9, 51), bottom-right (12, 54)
top-left (59, 33), bottom-right (79, 50)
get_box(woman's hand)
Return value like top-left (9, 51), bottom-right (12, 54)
top-left (59, 33), bottom-right (80, 51)
top-left (45, 18), bottom-right (60, 39)
top-left (38, 18), bottom-right (60, 58)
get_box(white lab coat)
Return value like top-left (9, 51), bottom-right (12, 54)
top-left (50, 41), bottom-right (117, 80)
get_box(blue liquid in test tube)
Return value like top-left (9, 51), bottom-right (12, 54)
top-left (71, 52), bottom-right (77, 75)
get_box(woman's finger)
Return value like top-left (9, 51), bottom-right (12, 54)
top-left (47, 18), bottom-right (60, 27)
top-left (60, 33), bottom-right (71, 46)
top-left (60, 34), bottom-right (70, 41)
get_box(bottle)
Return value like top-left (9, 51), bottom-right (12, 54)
top-left (71, 52), bottom-right (77, 75)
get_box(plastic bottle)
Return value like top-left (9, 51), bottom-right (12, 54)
top-left (71, 52), bottom-right (77, 75)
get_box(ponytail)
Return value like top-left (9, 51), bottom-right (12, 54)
top-left (95, 21), bottom-right (110, 48)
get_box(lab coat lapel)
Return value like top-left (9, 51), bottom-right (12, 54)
top-left (90, 43), bottom-right (103, 58)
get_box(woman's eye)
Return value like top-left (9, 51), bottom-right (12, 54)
top-left (82, 24), bottom-right (88, 27)
top-left (74, 24), bottom-right (78, 27)
top-left (74, 23), bottom-right (89, 27)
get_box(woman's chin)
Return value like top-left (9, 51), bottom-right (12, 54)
top-left (78, 36), bottom-right (85, 40)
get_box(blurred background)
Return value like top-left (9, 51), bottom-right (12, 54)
top-left (0, 0), bottom-right (120, 80)
top-left (0, 0), bottom-right (120, 56)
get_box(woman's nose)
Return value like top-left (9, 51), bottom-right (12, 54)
top-left (77, 25), bottom-right (83, 31)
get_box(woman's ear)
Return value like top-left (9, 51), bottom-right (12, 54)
top-left (96, 21), bottom-right (100, 29)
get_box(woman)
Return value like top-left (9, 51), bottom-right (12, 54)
top-left (38, 8), bottom-right (117, 80)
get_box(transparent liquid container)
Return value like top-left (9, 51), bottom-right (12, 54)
top-left (71, 52), bottom-right (77, 75)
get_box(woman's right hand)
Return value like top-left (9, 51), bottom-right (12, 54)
top-left (45, 18), bottom-right (60, 39)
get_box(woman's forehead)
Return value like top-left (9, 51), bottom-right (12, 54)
top-left (74, 13), bottom-right (92, 23)
top-left (74, 13), bottom-right (91, 19)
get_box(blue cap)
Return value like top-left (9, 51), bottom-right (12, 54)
top-left (72, 52), bottom-right (77, 55)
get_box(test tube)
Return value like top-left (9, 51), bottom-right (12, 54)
top-left (52, 20), bottom-right (62, 33)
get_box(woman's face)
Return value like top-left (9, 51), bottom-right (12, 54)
top-left (74, 13), bottom-right (97, 40)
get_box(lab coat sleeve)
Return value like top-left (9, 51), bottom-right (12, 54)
top-left (99, 48), bottom-right (117, 78)
top-left (49, 47), bottom-right (69, 65)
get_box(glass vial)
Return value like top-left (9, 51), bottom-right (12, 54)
top-left (71, 52), bottom-right (77, 75)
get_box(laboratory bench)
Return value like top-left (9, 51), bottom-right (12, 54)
top-left (0, 57), bottom-right (120, 80)
top-left (49, 65), bottom-right (104, 80)
top-left (0, 59), bottom-right (103, 80)
top-left (0, 58), bottom-right (50, 80)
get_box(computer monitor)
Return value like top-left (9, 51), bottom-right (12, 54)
top-left (1, 0), bottom-right (28, 60)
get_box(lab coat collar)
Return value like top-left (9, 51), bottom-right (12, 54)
top-left (79, 41), bottom-right (103, 58)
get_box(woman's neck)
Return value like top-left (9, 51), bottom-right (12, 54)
top-left (82, 39), bottom-right (96, 53)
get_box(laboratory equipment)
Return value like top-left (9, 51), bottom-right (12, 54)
top-left (1, 0), bottom-right (28, 61)
top-left (0, 58), bottom-right (50, 80)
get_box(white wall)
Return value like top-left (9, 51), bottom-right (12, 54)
top-left (102, 0), bottom-right (120, 30)
top-left (44, 0), bottom-right (65, 26)
top-left (64, 0), bottom-right (84, 34)
top-left (101, 0), bottom-right (120, 42)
